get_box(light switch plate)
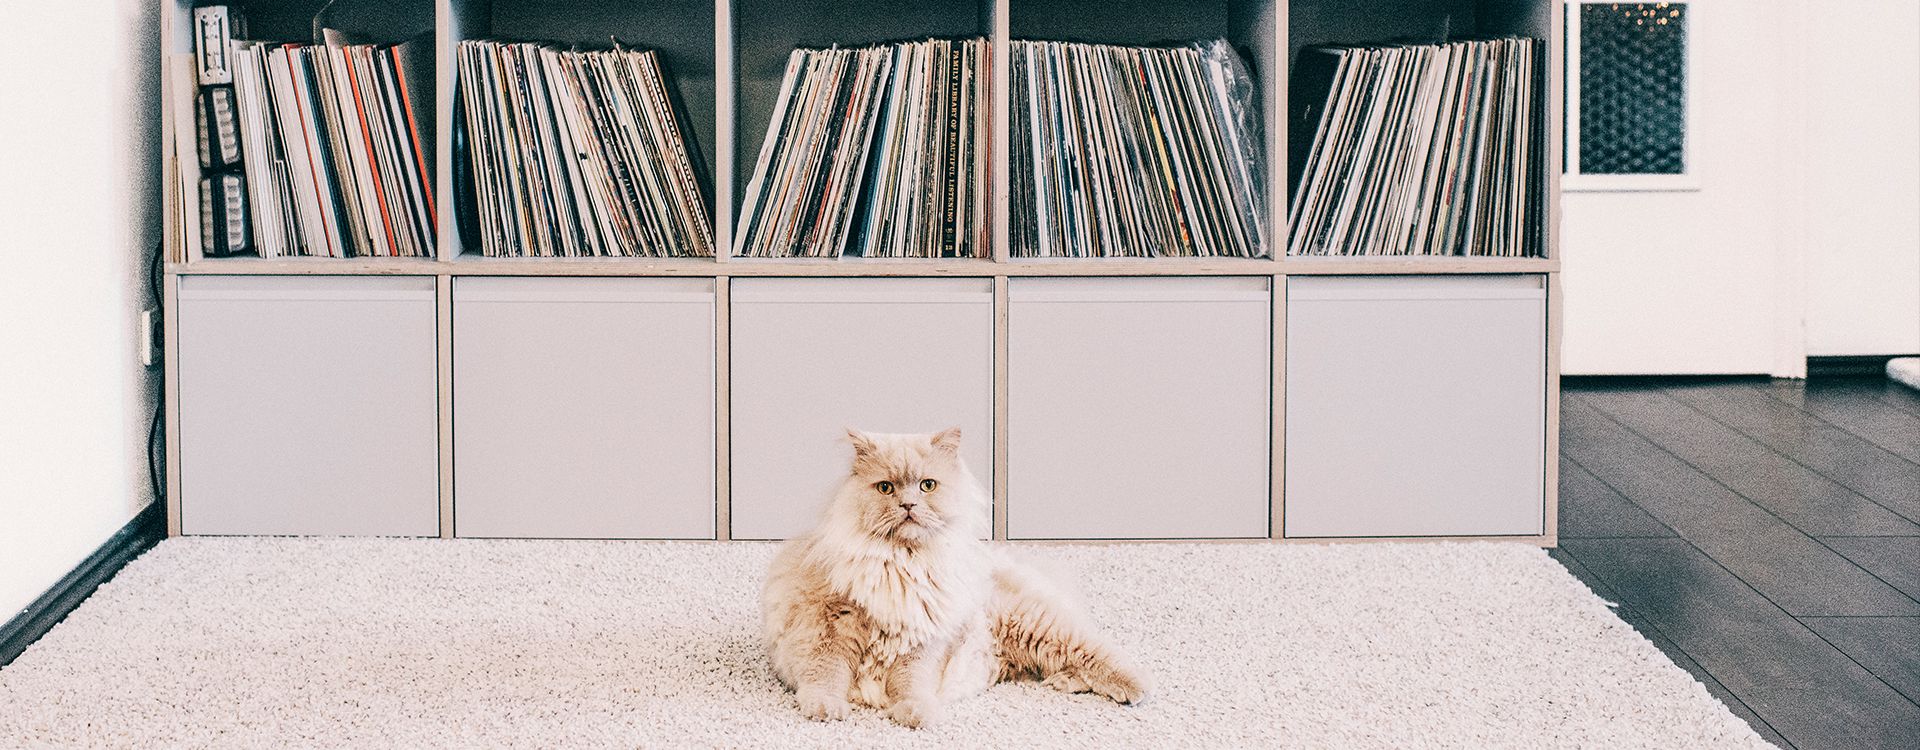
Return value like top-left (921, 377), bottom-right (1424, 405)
top-left (142, 308), bottom-right (160, 367)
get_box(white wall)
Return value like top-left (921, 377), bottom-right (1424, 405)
top-left (1562, 0), bottom-right (1920, 374)
top-left (1803, 0), bottom-right (1920, 357)
top-left (1561, 0), bottom-right (1805, 375)
top-left (0, 0), bottom-right (161, 617)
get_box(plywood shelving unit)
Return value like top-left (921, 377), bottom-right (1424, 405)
top-left (159, 0), bottom-right (1562, 544)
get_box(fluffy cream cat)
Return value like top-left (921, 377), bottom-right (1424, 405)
top-left (761, 427), bottom-right (1148, 728)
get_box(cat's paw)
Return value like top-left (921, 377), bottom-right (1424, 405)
top-left (1040, 670), bottom-right (1090, 693)
top-left (1088, 668), bottom-right (1150, 706)
top-left (795, 686), bottom-right (851, 721)
top-left (886, 698), bottom-right (944, 729)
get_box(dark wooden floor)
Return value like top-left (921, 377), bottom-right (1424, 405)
top-left (1555, 376), bottom-right (1920, 749)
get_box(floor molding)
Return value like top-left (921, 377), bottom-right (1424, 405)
top-left (1, 503), bottom-right (165, 668)
top-left (1806, 355), bottom-right (1915, 378)
top-left (1560, 374), bottom-right (1771, 387)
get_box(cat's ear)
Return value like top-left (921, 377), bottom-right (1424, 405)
top-left (929, 427), bottom-right (962, 455)
top-left (846, 428), bottom-right (879, 458)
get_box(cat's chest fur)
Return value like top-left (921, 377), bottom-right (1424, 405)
top-left (829, 545), bottom-right (993, 707)
top-left (829, 544), bottom-right (989, 651)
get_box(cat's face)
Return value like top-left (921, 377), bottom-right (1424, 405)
top-left (839, 427), bottom-right (975, 546)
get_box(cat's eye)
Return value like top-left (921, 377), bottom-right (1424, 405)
top-left (874, 481), bottom-right (895, 495)
top-left (920, 479), bottom-right (938, 492)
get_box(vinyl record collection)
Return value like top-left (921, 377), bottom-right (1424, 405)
top-left (457, 41), bottom-right (714, 258)
top-left (229, 40), bottom-right (437, 258)
top-left (1286, 38), bottom-right (1539, 257)
top-left (736, 38), bottom-right (990, 259)
top-left (1011, 39), bottom-right (1267, 259)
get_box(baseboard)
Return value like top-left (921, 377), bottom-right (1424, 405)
top-left (0, 502), bottom-right (166, 668)
top-left (1561, 374), bottom-right (1771, 387)
top-left (1806, 355), bottom-right (1916, 378)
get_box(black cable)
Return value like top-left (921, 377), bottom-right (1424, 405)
top-left (147, 241), bottom-right (165, 510)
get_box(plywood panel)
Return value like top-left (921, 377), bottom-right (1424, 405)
top-left (452, 277), bottom-right (716, 539)
top-left (729, 278), bottom-right (995, 539)
top-left (1285, 274), bottom-right (1546, 537)
top-left (177, 276), bottom-right (440, 535)
top-left (1007, 277), bottom-right (1271, 539)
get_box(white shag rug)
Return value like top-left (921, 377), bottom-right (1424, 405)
top-left (0, 539), bottom-right (1769, 749)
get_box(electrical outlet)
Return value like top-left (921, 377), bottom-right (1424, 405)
top-left (141, 308), bottom-right (160, 367)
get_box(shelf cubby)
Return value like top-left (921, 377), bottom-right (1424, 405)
top-left (1289, 0), bottom-right (1474, 59)
top-left (444, 0), bottom-right (720, 260)
top-left (453, 277), bottom-right (717, 539)
top-left (176, 276), bottom-right (440, 536)
top-left (216, 0), bottom-right (436, 44)
top-left (1007, 276), bottom-right (1273, 539)
top-left (1284, 0), bottom-right (1556, 260)
top-left (164, 0), bottom-right (440, 262)
top-left (1007, 0), bottom-right (1282, 260)
top-left (727, 278), bottom-right (995, 540)
top-left (1006, 0), bottom-right (1282, 106)
top-left (1284, 274), bottom-right (1548, 537)
top-left (728, 0), bottom-right (993, 260)
top-left (1289, 0), bottom-right (1552, 57)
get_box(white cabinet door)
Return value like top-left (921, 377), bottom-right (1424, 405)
top-left (729, 278), bottom-right (994, 540)
top-left (453, 277), bottom-right (715, 539)
top-left (1008, 277), bottom-right (1271, 539)
top-left (177, 276), bottom-right (439, 536)
top-left (1285, 275), bottom-right (1547, 538)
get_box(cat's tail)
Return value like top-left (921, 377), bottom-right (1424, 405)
top-left (988, 557), bottom-right (1150, 705)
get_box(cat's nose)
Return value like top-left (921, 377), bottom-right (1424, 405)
top-left (898, 501), bottom-right (918, 511)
